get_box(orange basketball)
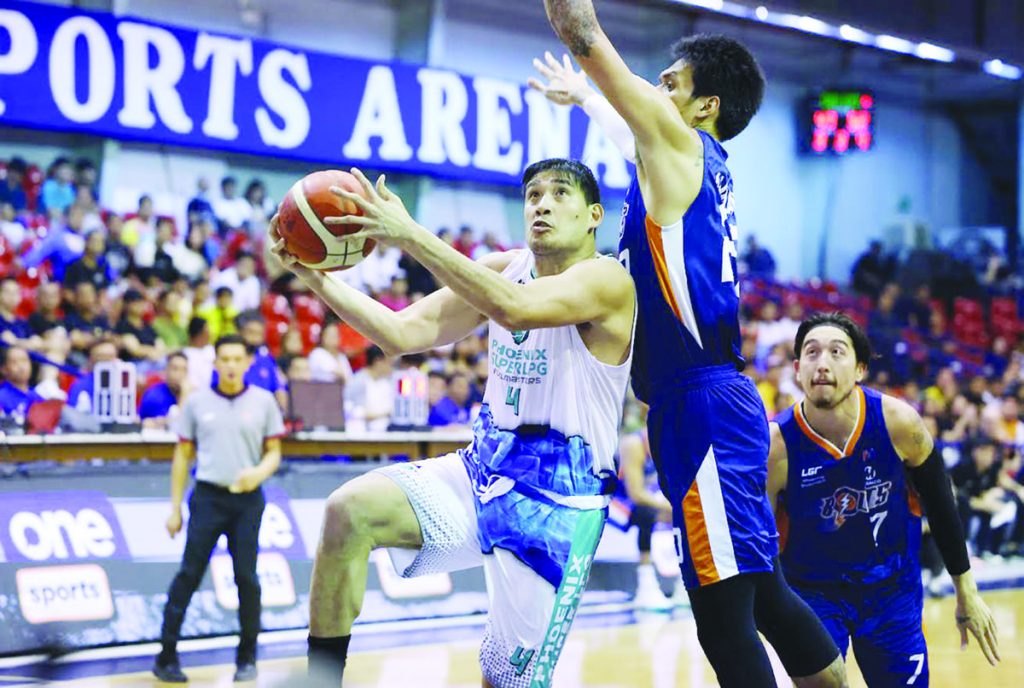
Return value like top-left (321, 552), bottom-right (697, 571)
top-left (277, 170), bottom-right (376, 271)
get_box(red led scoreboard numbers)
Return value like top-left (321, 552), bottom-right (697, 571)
top-left (803, 90), bottom-right (874, 154)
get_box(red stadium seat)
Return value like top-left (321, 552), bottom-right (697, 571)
top-left (298, 320), bottom-right (322, 353)
top-left (293, 293), bottom-right (325, 324)
top-left (265, 319), bottom-right (289, 357)
top-left (261, 293), bottom-right (292, 320)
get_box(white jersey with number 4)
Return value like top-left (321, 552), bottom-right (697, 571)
top-left (481, 250), bottom-right (634, 479)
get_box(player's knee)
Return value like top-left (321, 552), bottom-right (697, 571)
top-left (792, 654), bottom-right (848, 688)
top-left (321, 484), bottom-right (375, 552)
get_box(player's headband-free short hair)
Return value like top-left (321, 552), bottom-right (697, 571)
top-left (521, 159), bottom-right (601, 206)
top-left (794, 311), bottom-right (873, 366)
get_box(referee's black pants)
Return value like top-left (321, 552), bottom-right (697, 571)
top-left (159, 482), bottom-right (266, 665)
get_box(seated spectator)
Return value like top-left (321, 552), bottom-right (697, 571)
top-left (65, 281), bottom-right (112, 367)
top-left (115, 289), bottom-right (165, 363)
top-left (453, 225), bottom-right (475, 257)
top-left (213, 176), bottom-right (251, 231)
top-left (21, 204), bottom-right (87, 282)
top-left (984, 336), bottom-right (1010, 380)
top-left (40, 157), bottom-right (75, 216)
top-left (0, 157), bottom-right (28, 212)
top-left (0, 202), bottom-right (26, 247)
top-left (34, 327), bottom-right (71, 401)
top-left (286, 355), bottom-right (311, 384)
top-left (103, 213), bottom-right (134, 281)
top-left (924, 367), bottom-right (958, 411)
top-left (64, 230), bottom-right (112, 292)
top-left (236, 313), bottom-right (286, 407)
top-left (196, 286), bottom-right (238, 343)
top-left (896, 284), bottom-right (932, 332)
top-left (152, 289), bottom-right (188, 349)
top-left (308, 324), bottom-right (353, 384)
top-left (0, 277), bottom-right (41, 350)
top-left (378, 275), bottom-right (411, 311)
top-left (742, 235), bottom-right (776, 280)
top-left (74, 158), bottom-right (98, 196)
top-left (243, 179), bottom-right (273, 240)
top-left (996, 394), bottom-right (1024, 447)
top-left (952, 437), bottom-right (1007, 556)
top-left (135, 216), bottom-right (175, 274)
top-left (0, 346), bottom-right (42, 418)
top-left (850, 240), bottom-right (893, 300)
top-left (427, 370), bottom-right (448, 408)
top-left (66, 338), bottom-right (118, 413)
top-left (121, 194), bottom-right (156, 248)
top-left (139, 351), bottom-right (190, 429)
top-left (73, 186), bottom-right (105, 234)
top-left (173, 222), bottom-right (212, 282)
top-left (28, 282), bottom-right (64, 336)
top-left (428, 372), bottom-right (474, 427)
top-left (186, 177), bottom-right (215, 225)
top-left (183, 316), bottom-right (214, 389)
top-left (471, 231), bottom-right (506, 260)
top-left (211, 252), bottom-right (260, 312)
top-left (345, 345), bottom-right (395, 431)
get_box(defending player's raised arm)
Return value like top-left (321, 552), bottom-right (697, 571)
top-left (766, 421), bottom-right (789, 513)
top-left (883, 395), bottom-right (1001, 665)
top-left (542, 1), bottom-right (693, 151)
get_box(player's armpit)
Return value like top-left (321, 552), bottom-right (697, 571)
top-left (499, 257), bottom-right (634, 331)
top-left (882, 395), bottom-right (934, 466)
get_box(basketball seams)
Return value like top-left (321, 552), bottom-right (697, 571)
top-left (289, 179), bottom-right (367, 269)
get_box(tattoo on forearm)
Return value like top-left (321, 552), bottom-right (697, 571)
top-left (545, 0), bottom-right (599, 58)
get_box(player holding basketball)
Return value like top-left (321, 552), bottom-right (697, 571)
top-left (535, 3), bottom-right (846, 686)
top-left (769, 312), bottom-right (999, 686)
top-left (271, 159), bottom-right (636, 687)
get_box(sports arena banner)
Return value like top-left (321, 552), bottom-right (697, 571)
top-left (0, 463), bottom-right (672, 655)
top-left (0, 0), bottom-right (632, 189)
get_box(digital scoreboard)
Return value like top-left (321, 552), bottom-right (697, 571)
top-left (802, 89), bottom-right (875, 154)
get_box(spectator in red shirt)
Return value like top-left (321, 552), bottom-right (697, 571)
top-left (452, 225), bottom-right (476, 257)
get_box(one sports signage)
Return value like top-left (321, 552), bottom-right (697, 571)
top-left (0, 0), bottom-right (631, 189)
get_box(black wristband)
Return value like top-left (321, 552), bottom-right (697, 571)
top-left (908, 448), bottom-right (971, 576)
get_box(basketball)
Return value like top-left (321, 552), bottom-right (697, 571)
top-left (277, 170), bottom-right (376, 271)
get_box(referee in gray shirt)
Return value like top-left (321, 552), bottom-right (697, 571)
top-left (153, 334), bottom-right (286, 683)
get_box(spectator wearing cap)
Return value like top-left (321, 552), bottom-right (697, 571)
top-left (40, 157), bottom-right (75, 216)
top-left (67, 338), bottom-right (118, 413)
top-left (27, 283), bottom-right (64, 337)
top-left (212, 252), bottom-right (260, 312)
top-left (213, 176), bottom-right (251, 231)
top-left (20, 204), bottom-right (87, 282)
top-left (428, 372), bottom-right (474, 428)
top-left (183, 316), bottom-right (215, 389)
top-left (0, 346), bottom-right (41, 418)
top-left (0, 157), bottom-right (28, 212)
top-left (0, 277), bottom-right (41, 351)
top-left (121, 194), bottom-right (156, 248)
top-left (64, 230), bottom-right (112, 292)
top-left (197, 286), bottom-right (238, 343)
top-left (115, 289), bottom-right (165, 364)
top-left (140, 351), bottom-right (191, 429)
top-left (65, 282), bottom-right (111, 366)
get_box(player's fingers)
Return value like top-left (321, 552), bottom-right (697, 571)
top-left (329, 185), bottom-right (371, 213)
top-left (375, 174), bottom-right (391, 200)
top-left (348, 167), bottom-right (378, 199)
top-left (562, 53), bottom-right (574, 72)
top-left (958, 623), bottom-right (968, 650)
top-left (532, 58), bottom-right (554, 79)
top-left (526, 77), bottom-right (547, 93)
top-left (545, 50), bottom-right (561, 72)
top-left (323, 215), bottom-right (373, 226)
top-left (976, 627), bottom-right (998, 665)
top-left (983, 620), bottom-right (1000, 662)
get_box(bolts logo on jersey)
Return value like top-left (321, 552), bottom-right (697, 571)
top-left (511, 329), bottom-right (530, 345)
top-left (820, 481), bottom-right (892, 528)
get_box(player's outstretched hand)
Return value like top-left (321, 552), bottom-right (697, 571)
top-left (956, 585), bottom-right (999, 665)
top-left (325, 168), bottom-right (420, 248)
top-left (527, 52), bottom-right (594, 106)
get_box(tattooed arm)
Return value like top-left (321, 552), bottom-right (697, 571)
top-left (882, 395), bottom-right (934, 467)
top-left (542, 0), bottom-right (694, 152)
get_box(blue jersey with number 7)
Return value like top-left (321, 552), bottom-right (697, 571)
top-left (617, 130), bottom-right (745, 404)
top-left (774, 385), bottom-right (923, 585)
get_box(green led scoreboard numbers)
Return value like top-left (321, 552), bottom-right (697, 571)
top-left (803, 89), bottom-right (874, 154)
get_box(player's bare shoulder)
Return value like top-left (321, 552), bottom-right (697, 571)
top-left (478, 249), bottom-right (524, 273)
top-left (881, 394), bottom-right (933, 465)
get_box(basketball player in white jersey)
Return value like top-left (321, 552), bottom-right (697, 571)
top-left (270, 159), bottom-right (635, 688)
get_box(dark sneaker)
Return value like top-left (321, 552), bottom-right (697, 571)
top-left (152, 659), bottom-right (188, 683)
top-left (233, 663), bottom-right (258, 682)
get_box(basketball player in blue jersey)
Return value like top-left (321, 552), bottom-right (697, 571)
top-left (769, 312), bottom-right (999, 686)
top-left (538, 3), bottom-right (846, 685)
top-left (272, 159), bottom-right (637, 688)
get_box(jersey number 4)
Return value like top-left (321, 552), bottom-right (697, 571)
top-left (505, 387), bottom-right (521, 416)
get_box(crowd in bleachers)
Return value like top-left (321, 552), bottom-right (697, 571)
top-left (2, 152), bottom-right (1024, 567)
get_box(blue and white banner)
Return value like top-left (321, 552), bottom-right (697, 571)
top-left (0, 0), bottom-right (631, 188)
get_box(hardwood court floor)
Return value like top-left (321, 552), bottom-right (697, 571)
top-left (25, 589), bottom-right (1024, 687)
